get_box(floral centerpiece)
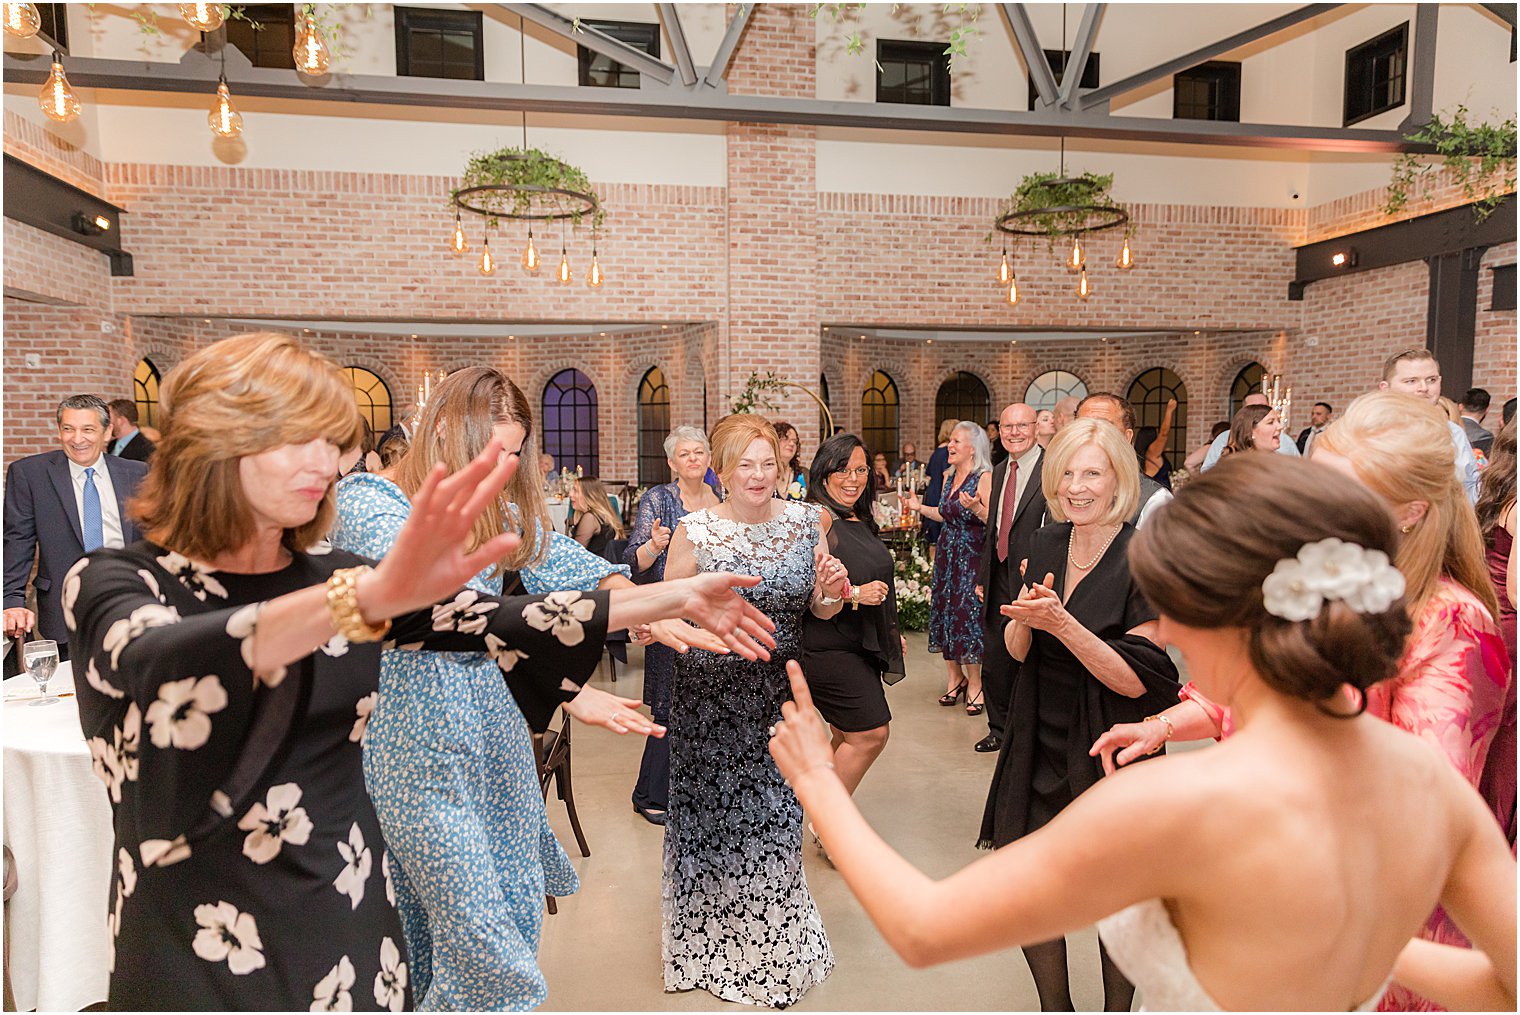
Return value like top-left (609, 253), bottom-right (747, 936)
top-left (894, 542), bottom-right (933, 631)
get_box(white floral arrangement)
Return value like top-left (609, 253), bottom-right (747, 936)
top-left (893, 542), bottom-right (934, 631)
top-left (1261, 538), bottom-right (1405, 622)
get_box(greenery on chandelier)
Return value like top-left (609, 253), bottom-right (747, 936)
top-left (108, 3), bottom-right (359, 62)
top-left (993, 171), bottom-right (1128, 246)
top-left (1384, 106), bottom-right (1517, 222)
top-left (456, 147), bottom-right (605, 229)
top-left (730, 371), bottom-right (787, 415)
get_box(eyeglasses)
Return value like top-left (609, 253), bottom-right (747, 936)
top-left (834, 466), bottom-right (871, 479)
top-left (1000, 423), bottom-right (1036, 433)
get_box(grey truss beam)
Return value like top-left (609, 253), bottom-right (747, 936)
top-left (1058, 3), bottom-right (1106, 108)
top-left (702, 3), bottom-right (753, 89)
top-left (655, 4), bottom-right (697, 87)
top-left (1000, 4), bottom-right (1059, 108)
top-left (1079, 3), bottom-right (1341, 110)
top-left (497, 3), bottom-right (677, 86)
top-left (0, 51), bottom-right (1433, 153)
top-left (1480, 4), bottom-right (1517, 28)
top-left (1400, 2), bottom-right (1438, 131)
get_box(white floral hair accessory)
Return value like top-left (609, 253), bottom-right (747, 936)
top-left (1261, 537), bottom-right (1405, 622)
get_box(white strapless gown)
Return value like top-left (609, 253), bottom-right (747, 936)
top-left (1097, 899), bottom-right (1390, 1012)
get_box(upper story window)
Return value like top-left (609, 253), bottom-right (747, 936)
top-left (395, 6), bottom-right (484, 81)
top-left (225, 4), bottom-right (296, 70)
top-left (876, 39), bottom-right (951, 106)
top-left (1344, 23), bottom-right (1407, 125)
top-left (1173, 60), bottom-right (1240, 122)
top-left (1029, 48), bottom-right (1099, 109)
top-left (578, 20), bottom-right (660, 89)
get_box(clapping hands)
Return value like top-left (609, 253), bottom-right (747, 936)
top-left (1000, 571), bottom-right (1068, 633)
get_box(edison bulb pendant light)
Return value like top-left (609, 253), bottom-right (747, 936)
top-left (521, 228), bottom-right (540, 273)
top-left (39, 55), bottom-right (80, 123)
top-left (998, 245), bottom-right (1012, 285)
top-left (557, 248), bottom-right (572, 285)
top-left (450, 212), bottom-right (469, 255)
top-left (479, 234), bottom-right (496, 276)
top-left (2, 3), bottom-right (41, 38)
top-left (586, 248), bottom-right (604, 288)
top-left (293, 13), bottom-right (332, 74)
top-left (1006, 273), bottom-right (1021, 307)
top-left (1116, 234), bottom-right (1136, 270)
top-left (179, 2), bottom-right (224, 32)
top-left (1076, 265), bottom-right (1092, 301)
top-left (207, 76), bottom-right (243, 138)
top-left (1068, 234), bottom-right (1085, 271)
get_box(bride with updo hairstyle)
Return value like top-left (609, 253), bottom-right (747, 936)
top-left (766, 453), bottom-right (1515, 1013)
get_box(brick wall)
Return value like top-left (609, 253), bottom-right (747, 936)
top-left (3, 299), bottom-right (134, 457)
top-left (1474, 241), bottom-right (1518, 404)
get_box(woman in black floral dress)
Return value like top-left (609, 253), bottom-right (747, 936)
top-left (67, 333), bottom-right (775, 1010)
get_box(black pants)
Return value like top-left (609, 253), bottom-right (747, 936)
top-left (631, 697), bottom-right (670, 811)
top-left (982, 559), bottom-right (1019, 740)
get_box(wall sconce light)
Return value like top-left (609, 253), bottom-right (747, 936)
top-left (72, 211), bottom-right (111, 235)
top-left (1330, 248), bottom-right (1358, 268)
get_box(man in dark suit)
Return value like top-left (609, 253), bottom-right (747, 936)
top-left (108, 398), bottom-right (155, 462)
top-left (1461, 388), bottom-right (1495, 458)
top-left (4, 395), bottom-right (148, 659)
top-left (1295, 401), bottom-right (1333, 455)
top-left (1076, 393), bottom-right (1173, 527)
top-left (970, 402), bottom-right (1046, 754)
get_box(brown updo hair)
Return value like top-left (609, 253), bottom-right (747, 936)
top-left (1129, 454), bottom-right (1412, 712)
top-left (708, 413), bottom-right (782, 488)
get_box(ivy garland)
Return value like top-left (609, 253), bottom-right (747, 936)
top-left (992, 171), bottom-right (1131, 249)
top-left (455, 146), bottom-right (605, 229)
top-left (1385, 106), bottom-right (1517, 223)
top-left (730, 371), bottom-right (786, 415)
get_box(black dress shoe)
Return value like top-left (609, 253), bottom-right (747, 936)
top-left (974, 734), bottom-right (1002, 753)
top-left (633, 802), bottom-right (668, 826)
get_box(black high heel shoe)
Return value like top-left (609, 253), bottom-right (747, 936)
top-left (965, 692), bottom-right (985, 717)
top-left (938, 680), bottom-right (968, 706)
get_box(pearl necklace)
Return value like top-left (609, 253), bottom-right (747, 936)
top-left (1068, 523), bottom-right (1121, 571)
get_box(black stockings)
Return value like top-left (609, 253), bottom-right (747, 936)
top-left (1020, 938), bottom-right (1135, 1012)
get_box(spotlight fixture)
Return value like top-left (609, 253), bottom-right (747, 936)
top-left (71, 211), bottom-right (111, 236)
top-left (1330, 248), bottom-right (1358, 268)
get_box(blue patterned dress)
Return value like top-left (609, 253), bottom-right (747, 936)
top-left (928, 469), bottom-right (986, 664)
top-left (331, 474), bottom-right (626, 1011)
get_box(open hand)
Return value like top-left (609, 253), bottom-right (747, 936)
top-left (958, 488), bottom-right (985, 518)
top-left (768, 660), bottom-right (837, 788)
top-left (1090, 719), bottom-right (1167, 775)
top-left (648, 617), bottom-right (729, 654)
top-left (904, 492), bottom-right (923, 514)
top-left (673, 572), bottom-right (776, 660)
top-left (565, 685), bottom-right (665, 738)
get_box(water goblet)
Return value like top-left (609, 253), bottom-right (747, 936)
top-left (22, 639), bottom-right (60, 707)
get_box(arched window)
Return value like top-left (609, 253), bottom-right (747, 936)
top-left (935, 371), bottom-right (991, 434)
top-left (1024, 369), bottom-right (1088, 412)
top-left (1127, 368), bottom-right (1189, 470)
top-left (1230, 362), bottom-right (1267, 418)
top-left (637, 366), bottom-right (671, 485)
top-left (133, 358), bottom-right (161, 429)
top-left (860, 370), bottom-right (900, 468)
top-left (818, 373), bottom-right (831, 440)
top-left (542, 368), bottom-right (599, 474)
top-left (343, 367), bottom-right (393, 435)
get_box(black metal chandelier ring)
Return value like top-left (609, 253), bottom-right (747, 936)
top-left (995, 203), bottom-right (1130, 237)
top-left (452, 183), bottom-right (599, 222)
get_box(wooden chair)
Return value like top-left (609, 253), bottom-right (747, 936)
top-left (534, 709), bottom-right (587, 915)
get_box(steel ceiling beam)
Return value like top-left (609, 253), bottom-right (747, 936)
top-left (1, 51), bottom-right (1434, 153)
top-left (1480, 3), bottom-right (1517, 28)
top-left (1399, 2), bottom-right (1438, 131)
top-left (1000, 4), bottom-right (1059, 108)
top-left (702, 3), bottom-right (753, 89)
top-left (497, 3), bottom-right (677, 85)
top-left (1058, 3), bottom-right (1106, 109)
top-left (1079, 3), bottom-right (1341, 110)
top-left (655, 4), bottom-right (697, 87)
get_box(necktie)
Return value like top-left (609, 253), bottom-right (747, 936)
top-left (82, 467), bottom-right (105, 552)
top-left (996, 459), bottom-right (1019, 562)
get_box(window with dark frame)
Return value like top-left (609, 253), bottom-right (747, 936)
top-left (542, 368), bottom-right (600, 474)
top-left (1023, 370), bottom-right (1088, 412)
top-left (1229, 362), bottom-right (1267, 419)
top-left (343, 367), bottom-right (393, 435)
top-left (36, 3), bottom-right (66, 49)
top-left (1344, 22), bottom-right (1408, 125)
top-left (223, 4), bottom-right (296, 70)
top-left (1491, 264), bottom-right (1517, 312)
top-left (1028, 49), bottom-right (1099, 109)
top-left (876, 39), bottom-right (951, 106)
top-left (133, 358), bottom-right (160, 431)
top-left (860, 371), bottom-right (901, 470)
top-left (577, 20), bottom-right (660, 89)
top-left (1126, 368), bottom-right (1189, 471)
top-left (395, 6), bottom-right (484, 81)
top-left (935, 372), bottom-right (991, 434)
top-left (1173, 60), bottom-right (1241, 122)
top-left (636, 366), bottom-right (671, 486)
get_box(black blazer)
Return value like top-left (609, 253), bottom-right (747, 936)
top-left (114, 431), bottom-right (155, 462)
top-left (976, 448), bottom-right (1047, 625)
top-left (4, 450), bottom-right (147, 645)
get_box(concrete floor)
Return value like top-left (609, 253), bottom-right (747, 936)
top-left (537, 632), bottom-right (1135, 1012)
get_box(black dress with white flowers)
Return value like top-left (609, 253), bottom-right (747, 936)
top-left (65, 541), bottom-right (608, 1011)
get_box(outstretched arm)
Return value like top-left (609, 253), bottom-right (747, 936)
top-left (1147, 399), bottom-right (1178, 463)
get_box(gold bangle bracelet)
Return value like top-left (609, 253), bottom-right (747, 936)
top-left (1142, 713), bottom-right (1175, 754)
top-left (326, 566), bottom-right (392, 644)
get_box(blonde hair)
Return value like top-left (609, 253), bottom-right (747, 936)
top-left (574, 477), bottom-right (625, 539)
top-left (391, 367), bottom-right (549, 571)
top-left (1315, 391), bottom-right (1498, 619)
top-left (1042, 418), bottom-right (1140, 526)
top-left (132, 332), bottom-right (363, 559)
top-left (937, 418), bottom-right (959, 444)
top-left (708, 413), bottom-right (781, 488)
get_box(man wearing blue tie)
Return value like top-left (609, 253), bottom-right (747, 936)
top-left (4, 395), bottom-right (148, 659)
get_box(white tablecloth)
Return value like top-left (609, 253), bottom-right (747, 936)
top-left (546, 497), bottom-right (571, 534)
top-left (3, 661), bottom-right (113, 1011)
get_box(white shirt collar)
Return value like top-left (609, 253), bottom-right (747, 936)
top-left (66, 454), bottom-right (107, 481)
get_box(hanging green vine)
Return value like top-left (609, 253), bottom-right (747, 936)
top-left (1385, 106), bottom-right (1517, 222)
top-left (991, 171), bottom-right (1128, 248)
top-left (454, 147), bottom-right (605, 229)
top-left (730, 371), bottom-right (786, 415)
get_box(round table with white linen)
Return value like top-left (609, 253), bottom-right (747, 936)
top-left (3, 661), bottom-right (113, 1012)
top-left (546, 496), bottom-right (571, 534)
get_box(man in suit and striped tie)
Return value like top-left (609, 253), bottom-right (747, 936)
top-left (4, 395), bottom-right (148, 659)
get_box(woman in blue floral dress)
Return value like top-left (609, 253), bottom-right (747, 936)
top-left (907, 421), bottom-right (991, 715)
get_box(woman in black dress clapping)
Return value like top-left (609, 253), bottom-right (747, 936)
top-left (802, 434), bottom-right (906, 795)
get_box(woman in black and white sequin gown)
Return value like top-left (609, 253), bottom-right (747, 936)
top-left (659, 414), bottom-right (851, 1008)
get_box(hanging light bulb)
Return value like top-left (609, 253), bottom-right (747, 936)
top-left (449, 211), bottom-right (469, 255)
top-left (293, 12), bottom-right (332, 75)
top-left (478, 232), bottom-right (496, 276)
top-left (2, 3), bottom-right (40, 38)
top-left (557, 247), bottom-right (572, 285)
top-left (1077, 265), bottom-right (1092, 301)
top-left (1068, 234), bottom-right (1085, 272)
top-left (1116, 234), bottom-right (1136, 270)
top-left (179, 2), bottom-right (223, 32)
top-left (39, 54), bottom-right (80, 124)
top-left (998, 243), bottom-right (1012, 285)
top-left (207, 76), bottom-right (243, 138)
top-left (586, 246), bottom-right (604, 288)
top-left (1006, 272), bottom-right (1021, 307)
top-left (521, 228), bottom-right (540, 273)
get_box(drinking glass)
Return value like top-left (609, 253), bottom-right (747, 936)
top-left (22, 639), bottom-right (60, 707)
